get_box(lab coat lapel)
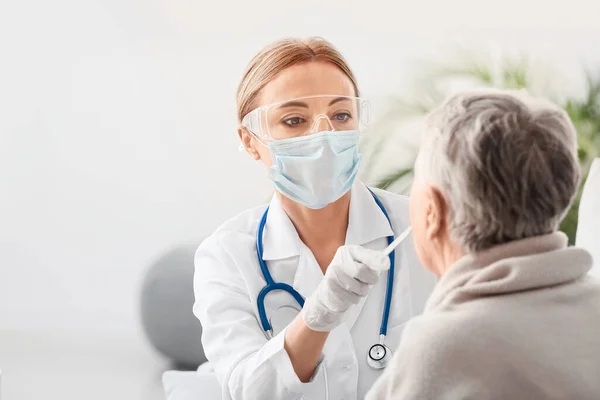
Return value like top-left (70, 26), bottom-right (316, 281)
top-left (264, 182), bottom-right (394, 330)
top-left (261, 195), bottom-right (301, 261)
top-left (259, 195), bottom-right (322, 300)
top-left (291, 246), bottom-right (324, 301)
top-left (342, 182), bottom-right (394, 331)
top-left (261, 194), bottom-right (319, 302)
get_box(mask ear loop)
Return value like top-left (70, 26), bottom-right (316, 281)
top-left (239, 131), bottom-right (268, 154)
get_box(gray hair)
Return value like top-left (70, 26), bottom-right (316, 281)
top-left (414, 89), bottom-right (580, 253)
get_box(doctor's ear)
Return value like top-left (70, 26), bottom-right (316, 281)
top-left (424, 185), bottom-right (449, 241)
top-left (238, 127), bottom-right (261, 160)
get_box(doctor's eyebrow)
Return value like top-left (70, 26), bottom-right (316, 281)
top-left (279, 101), bottom-right (309, 108)
top-left (328, 97), bottom-right (351, 106)
top-left (277, 97), bottom-right (352, 109)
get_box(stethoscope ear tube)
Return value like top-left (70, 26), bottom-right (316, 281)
top-left (257, 282), bottom-right (305, 332)
top-left (257, 285), bottom-right (274, 332)
top-left (368, 190), bottom-right (396, 338)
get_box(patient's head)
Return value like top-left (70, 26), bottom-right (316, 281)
top-left (409, 89), bottom-right (580, 277)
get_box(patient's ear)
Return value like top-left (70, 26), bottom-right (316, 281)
top-left (238, 127), bottom-right (260, 160)
top-left (424, 185), bottom-right (448, 241)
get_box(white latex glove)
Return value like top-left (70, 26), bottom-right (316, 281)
top-left (301, 245), bottom-right (391, 332)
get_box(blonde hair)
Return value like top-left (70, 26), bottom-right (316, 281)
top-left (236, 37), bottom-right (359, 122)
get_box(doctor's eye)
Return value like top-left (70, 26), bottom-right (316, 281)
top-left (283, 117), bottom-right (306, 126)
top-left (332, 112), bottom-right (352, 121)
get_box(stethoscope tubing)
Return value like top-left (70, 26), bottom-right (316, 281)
top-left (255, 190), bottom-right (395, 336)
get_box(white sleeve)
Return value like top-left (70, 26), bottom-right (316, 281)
top-left (577, 158), bottom-right (600, 276)
top-left (193, 234), bottom-right (323, 400)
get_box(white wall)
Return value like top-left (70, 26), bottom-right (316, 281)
top-left (1, 0), bottom-right (599, 335)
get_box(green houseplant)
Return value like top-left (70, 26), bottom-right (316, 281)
top-left (361, 54), bottom-right (600, 243)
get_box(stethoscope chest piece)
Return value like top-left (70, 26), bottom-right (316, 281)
top-left (367, 343), bottom-right (392, 370)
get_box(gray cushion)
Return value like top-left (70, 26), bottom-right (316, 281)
top-left (140, 245), bottom-right (207, 368)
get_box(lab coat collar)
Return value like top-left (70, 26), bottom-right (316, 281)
top-left (261, 194), bottom-right (302, 261)
top-left (276, 181), bottom-right (395, 330)
top-left (344, 181), bottom-right (394, 246)
top-left (340, 181), bottom-right (395, 331)
top-left (261, 181), bottom-right (394, 261)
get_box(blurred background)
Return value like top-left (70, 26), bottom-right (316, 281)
top-left (1, 0), bottom-right (599, 399)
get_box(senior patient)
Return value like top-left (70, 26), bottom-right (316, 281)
top-left (367, 89), bottom-right (600, 400)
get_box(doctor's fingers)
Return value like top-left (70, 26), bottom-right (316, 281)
top-left (337, 255), bottom-right (380, 284)
top-left (323, 279), bottom-right (362, 311)
top-left (334, 246), bottom-right (379, 284)
top-left (347, 245), bottom-right (390, 274)
top-left (329, 265), bottom-right (370, 296)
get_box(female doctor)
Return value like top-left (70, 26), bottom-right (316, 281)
top-left (193, 37), bottom-right (436, 400)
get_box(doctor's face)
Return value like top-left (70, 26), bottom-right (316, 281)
top-left (240, 61), bottom-right (357, 167)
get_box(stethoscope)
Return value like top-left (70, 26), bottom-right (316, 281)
top-left (256, 190), bottom-right (402, 371)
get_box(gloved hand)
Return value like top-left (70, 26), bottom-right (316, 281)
top-left (301, 245), bottom-right (391, 332)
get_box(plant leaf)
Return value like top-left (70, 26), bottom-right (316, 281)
top-left (374, 168), bottom-right (414, 190)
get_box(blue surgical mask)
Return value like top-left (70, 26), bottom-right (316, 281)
top-left (267, 130), bottom-right (361, 209)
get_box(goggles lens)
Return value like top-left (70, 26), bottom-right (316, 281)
top-left (242, 95), bottom-right (370, 141)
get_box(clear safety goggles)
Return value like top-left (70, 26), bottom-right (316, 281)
top-left (241, 95), bottom-right (370, 143)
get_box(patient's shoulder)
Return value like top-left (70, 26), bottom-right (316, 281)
top-left (381, 310), bottom-right (508, 398)
top-left (399, 310), bottom-right (500, 362)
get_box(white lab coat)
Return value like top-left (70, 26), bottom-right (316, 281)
top-left (577, 158), bottom-right (600, 277)
top-left (193, 181), bottom-right (437, 400)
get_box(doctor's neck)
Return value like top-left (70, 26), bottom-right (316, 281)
top-left (280, 192), bottom-right (351, 269)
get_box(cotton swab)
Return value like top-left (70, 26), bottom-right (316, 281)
top-left (382, 226), bottom-right (412, 257)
